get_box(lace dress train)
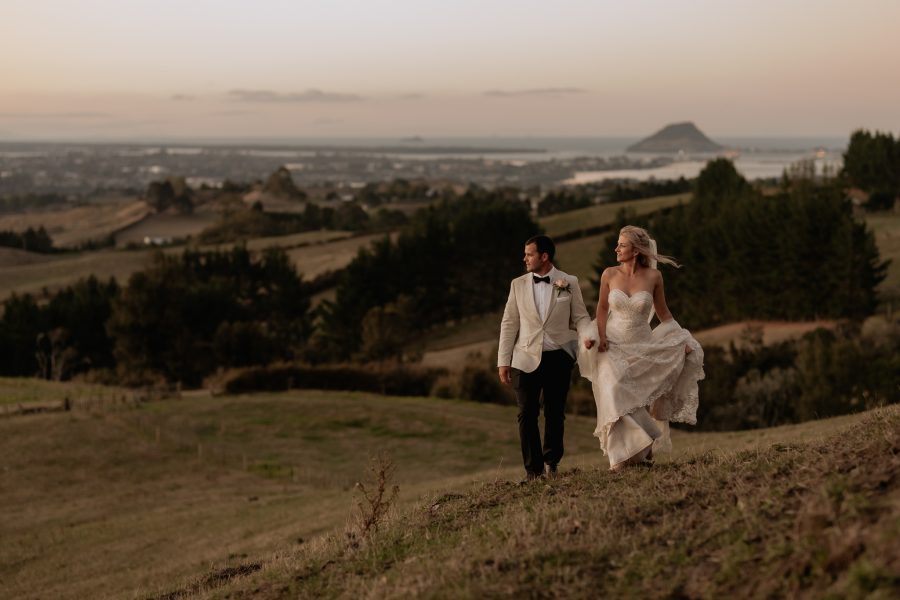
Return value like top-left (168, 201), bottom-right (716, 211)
top-left (577, 290), bottom-right (704, 468)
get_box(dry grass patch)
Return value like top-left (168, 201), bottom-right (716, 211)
top-left (115, 213), bottom-right (220, 247)
top-left (285, 233), bottom-right (393, 280)
top-left (0, 247), bottom-right (155, 300)
top-left (191, 230), bottom-right (354, 254)
top-left (0, 199), bottom-right (150, 247)
top-left (0, 230), bottom-right (365, 301)
top-left (693, 319), bottom-right (837, 348)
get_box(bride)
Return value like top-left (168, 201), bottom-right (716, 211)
top-left (578, 225), bottom-right (704, 471)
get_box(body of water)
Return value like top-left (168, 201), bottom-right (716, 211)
top-left (208, 135), bottom-right (848, 182)
top-left (0, 135), bottom-right (849, 184)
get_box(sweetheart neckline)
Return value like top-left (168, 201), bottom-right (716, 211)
top-left (610, 288), bottom-right (653, 300)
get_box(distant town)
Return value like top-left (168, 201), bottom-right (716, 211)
top-left (0, 142), bottom-right (674, 198)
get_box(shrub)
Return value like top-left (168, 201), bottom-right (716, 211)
top-left (212, 362), bottom-right (447, 397)
top-left (458, 365), bottom-right (514, 405)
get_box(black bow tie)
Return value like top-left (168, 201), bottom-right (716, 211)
top-left (533, 275), bottom-right (551, 284)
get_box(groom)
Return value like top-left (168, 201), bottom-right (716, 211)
top-left (498, 235), bottom-right (593, 481)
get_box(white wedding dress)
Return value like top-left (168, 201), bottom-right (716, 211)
top-left (577, 289), bottom-right (704, 468)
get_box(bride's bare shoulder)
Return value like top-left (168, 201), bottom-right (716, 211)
top-left (600, 266), bottom-right (618, 282)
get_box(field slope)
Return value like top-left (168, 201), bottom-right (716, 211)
top-left (187, 405), bottom-right (899, 599)
top-left (2, 383), bottom-right (896, 599)
top-left (539, 193), bottom-right (690, 239)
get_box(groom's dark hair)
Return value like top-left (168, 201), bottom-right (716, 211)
top-left (526, 235), bottom-right (555, 261)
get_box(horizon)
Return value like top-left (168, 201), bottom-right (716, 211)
top-left (0, 131), bottom-right (853, 147)
top-left (2, 1), bottom-right (899, 141)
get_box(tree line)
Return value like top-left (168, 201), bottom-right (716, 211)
top-left (0, 226), bottom-right (54, 253)
top-left (593, 158), bottom-right (887, 330)
top-left (0, 247), bottom-right (311, 386)
top-left (842, 128), bottom-right (900, 208)
top-left (0, 188), bottom-right (537, 384)
top-left (697, 321), bottom-right (899, 430)
top-left (314, 190), bottom-right (540, 361)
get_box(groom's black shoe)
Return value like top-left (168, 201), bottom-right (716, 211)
top-left (518, 471), bottom-right (544, 485)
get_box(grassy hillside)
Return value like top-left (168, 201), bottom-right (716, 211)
top-left (0, 230), bottom-right (380, 301)
top-left (864, 211), bottom-right (900, 296)
top-left (114, 212), bottom-right (220, 247)
top-left (0, 376), bottom-right (132, 407)
top-left (3, 382), bottom-right (893, 599)
top-left (284, 232), bottom-right (391, 280)
top-left (186, 404), bottom-right (900, 600)
top-left (539, 193), bottom-right (690, 238)
top-left (0, 387), bottom-right (603, 600)
top-left (0, 198), bottom-right (150, 248)
top-left (556, 232), bottom-right (607, 285)
top-left (0, 247), bottom-right (156, 300)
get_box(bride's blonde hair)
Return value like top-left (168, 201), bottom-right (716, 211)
top-left (619, 225), bottom-right (681, 268)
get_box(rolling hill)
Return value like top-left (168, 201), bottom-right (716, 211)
top-left (627, 122), bottom-right (724, 154)
top-left (1, 379), bottom-right (895, 599)
top-left (182, 404), bottom-right (900, 599)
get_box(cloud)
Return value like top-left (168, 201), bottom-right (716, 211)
top-left (228, 89), bottom-right (364, 103)
top-left (0, 111), bottom-right (111, 119)
top-left (483, 87), bottom-right (588, 98)
top-left (396, 93), bottom-right (426, 100)
top-left (170, 94), bottom-right (194, 101)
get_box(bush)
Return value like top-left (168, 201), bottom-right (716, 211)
top-left (696, 318), bottom-right (900, 431)
top-left (212, 362), bottom-right (447, 397)
top-left (429, 375), bottom-right (459, 399)
top-left (458, 365), bottom-right (514, 405)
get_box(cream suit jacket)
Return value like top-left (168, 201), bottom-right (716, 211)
top-left (497, 270), bottom-right (592, 373)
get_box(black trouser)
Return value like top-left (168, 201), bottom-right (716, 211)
top-left (512, 349), bottom-right (574, 476)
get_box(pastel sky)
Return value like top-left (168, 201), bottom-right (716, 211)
top-left (1, 0), bottom-right (898, 140)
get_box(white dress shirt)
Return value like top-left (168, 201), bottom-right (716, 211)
top-left (532, 266), bottom-right (563, 352)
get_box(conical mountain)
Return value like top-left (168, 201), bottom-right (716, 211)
top-left (627, 122), bottom-right (723, 153)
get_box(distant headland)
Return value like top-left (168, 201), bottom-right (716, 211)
top-left (627, 122), bottom-right (724, 153)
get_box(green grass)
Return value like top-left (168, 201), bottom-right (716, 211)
top-left (539, 193), bottom-right (691, 238)
top-left (2, 379), bottom-right (893, 599)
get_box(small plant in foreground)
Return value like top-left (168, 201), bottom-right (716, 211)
top-left (349, 453), bottom-right (399, 543)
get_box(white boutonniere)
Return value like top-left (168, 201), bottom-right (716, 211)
top-left (552, 279), bottom-right (571, 296)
